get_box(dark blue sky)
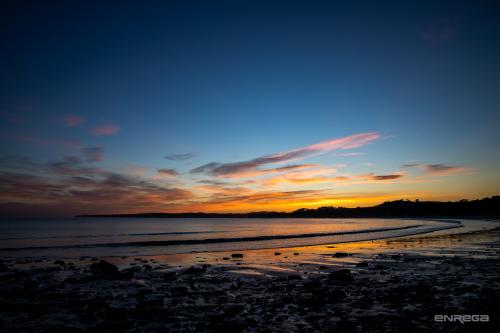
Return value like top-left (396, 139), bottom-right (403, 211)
top-left (1, 1), bottom-right (499, 215)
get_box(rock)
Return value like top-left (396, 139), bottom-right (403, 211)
top-left (122, 266), bottom-right (141, 277)
top-left (223, 303), bottom-right (246, 315)
top-left (184, 265), bottom-right (206, 274)
top-left (296, 292), bottom-right (315, 307)
top-left (287, 274), bottom-right (302, 281)
top-left (90, 260), bottom-right (119, 273)
top-left (294, 253), bottom-right (300, 256)
top-left (0, 261), bottom-right (8, 272)
top-left (170, 284), bottom-right (190, 295)
top-left (303, 279), bottom-right (322, 290)
top-left (391, 254), bottom-right (401, 260)
top-left (274, 252), bottom-right (281, 256)
top-left (85, 300), bottom-right (111, 317)
top-left (24, 279), bottom-right (38, 290)
top-left (53, 260), bottom-right (65, 266)
top-left (223, 257), bottom-right (230, 260)
top-left (328, 269), bottom-right (354, 283)
top-left (356, 261), bottom-right (369, 267)
top-left (326, 287), bottom-right (347, 302)
top-left (373, 264), bottom-right (388, 270)
top-left (231, 253), bottom-right (244, 258)
top-left (333, 252), bottom-right (349, 258)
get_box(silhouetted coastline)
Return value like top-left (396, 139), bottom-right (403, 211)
top-left (78, 196), bottom-right (500, 219)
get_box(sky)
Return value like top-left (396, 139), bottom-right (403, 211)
top-left (1, 0), bottom-right (499, 217)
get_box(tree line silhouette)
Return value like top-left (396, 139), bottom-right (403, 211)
top-left (79, 196), bottom-right (500, 219)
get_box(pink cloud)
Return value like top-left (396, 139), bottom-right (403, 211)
top-left (403, 163), bottom-right (472, 177)
top-left (423, 164), bottom-right (471, 176)
top-left (191, 132), bottom-right (380, 178)
top-left (91, 124), bottom-right (120, 136)
top-left (157, 169), bottom-right (179, 177)
top-left (336, 152), bottom-right (364, 157)
top-left (63, 115), bottom-right (85, 127)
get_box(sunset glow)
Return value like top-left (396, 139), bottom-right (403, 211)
top-left (1, 1), bottom-right (499, 217)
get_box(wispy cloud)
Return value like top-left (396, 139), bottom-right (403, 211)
top-left (193, 163), bottom-right (321, 179)
top-left (63, 115), bottom-right (85, 127)
top-left (165, 153), bottom-right (195, 161)
top-left (336, 152), bottom-right (364, 157)
top-left (91, 124), bottom-right (120, 136)
top-left (186, 189), bottom-right (410, 213)
top-left (0, 155), bottom-right (192, 217)
top-left (191, 132), bottom-right (380, 178)
top-left (424, 164), bottom-right (470, 176)
top-left (363, 173), bottom-right (403, 181)
top-left (82, 147), bottom-right (104, 162)
top-left (157, 168), bottom-right (179, 177)
top-left (263, 171), bottom-right (404, 186)
top-left (402, 163), bottom-right (420, 168)
top-left (403, 163), bottom-right (471, 176)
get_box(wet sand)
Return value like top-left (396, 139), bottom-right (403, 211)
top-left (1, 220), bottom-right (499, 332)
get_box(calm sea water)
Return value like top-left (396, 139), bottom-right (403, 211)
top-left (0, 217), bottom-right (460, 258)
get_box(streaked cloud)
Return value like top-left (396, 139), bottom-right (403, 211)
top-left (191, 132), bottom-right (380, 178)
top-left (91, 124), bottom-right (121, 136)
top-left (186, 189), bottom-right (410, 213)
top-left (0, 155), bottom-right (192, 217)
top-left (336, 152), bottom-right (364, 157)
top-left (165, 153), bottom-right (195, 161)
top-left (63, 115), bottom-right (85, 127)
top-left (402, 163), bottom-right (420, 168)
top-left (424, 164), bottom-right (470, 176)
top-left (364, 174), bottom-right (403, 181)
top-left (264, 171), bottom-right (404, 186)
top-left (157, 168), bottom-right (179, 177)
top-left (403, 163), bottom-right (472, 176)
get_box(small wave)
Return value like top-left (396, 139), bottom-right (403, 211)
top-left (0, 230), bottom-right (221, 241)
top-left (0, 224), bottom-right (423, 251)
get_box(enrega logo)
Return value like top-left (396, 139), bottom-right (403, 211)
top-left (434, 315), bottom-right (489, 324)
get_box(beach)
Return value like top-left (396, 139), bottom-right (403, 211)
top-left (1, 218), bottom-right (499, 332)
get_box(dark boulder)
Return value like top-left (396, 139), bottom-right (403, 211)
top-left (0, 261), bottom-right (8, 272)
top-left (329, 269), bottom-right (354, 283)
top-left (287, 274), bottom-right (302, 281)
top-left (90, 260), bottom-right (119, 274)
top-left (356, 261), bottom-right (369, 267)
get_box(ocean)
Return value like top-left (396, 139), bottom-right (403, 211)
top-left (0, 217), bottom-right (466, 259)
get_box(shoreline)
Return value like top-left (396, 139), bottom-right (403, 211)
top-left (0, 218), bottom-right (471, 259)
top-left (1, 220), bottom-right (499, 332)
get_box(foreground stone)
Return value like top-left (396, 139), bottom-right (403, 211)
top-left (0, 254), bottom-right (499, 332)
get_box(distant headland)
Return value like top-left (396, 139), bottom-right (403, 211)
top-left (78, 196), bottom-right (500, 219)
